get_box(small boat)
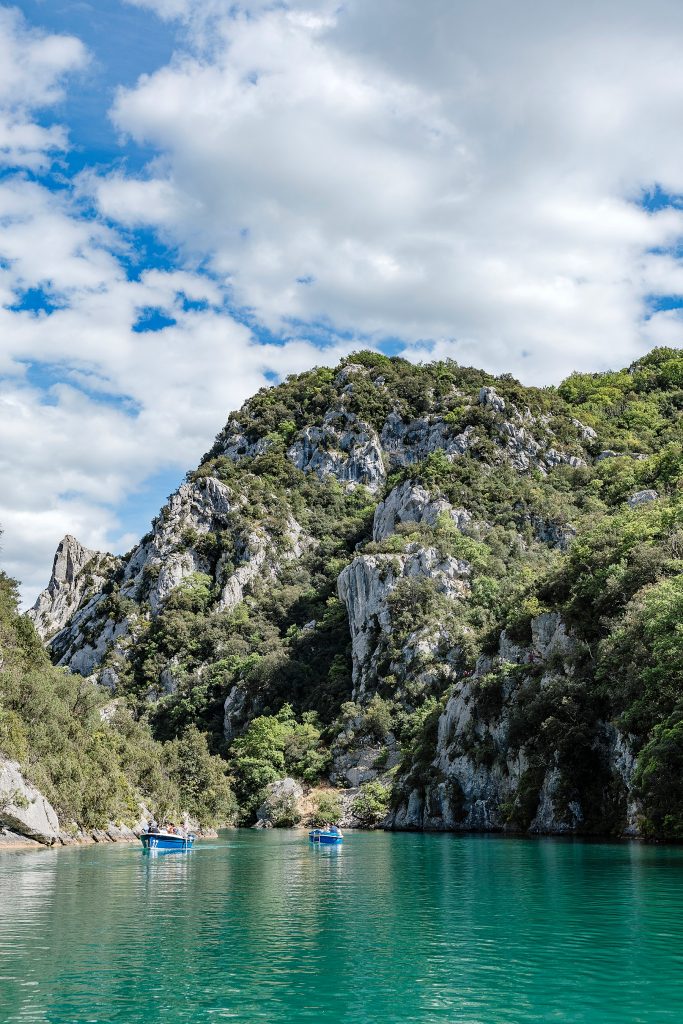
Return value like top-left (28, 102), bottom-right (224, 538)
top-left (308, 827), bottom-right (343, 845)
top-left (141, 829), bottom-right (195, 851)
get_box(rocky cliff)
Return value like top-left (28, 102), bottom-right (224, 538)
top-left (25, 348), bottom-right (683, 839)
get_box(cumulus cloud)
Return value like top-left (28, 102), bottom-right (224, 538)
top-left (106, 0), bottom-right (683, 381)
top-left (0, 180), bottom-right (356, 601)
top-left (5, 0), bottom-right (683, 602)
top-left (0, 6), bottom-right (87, 168)
top-left (0, 8), bottom-right (354, 603)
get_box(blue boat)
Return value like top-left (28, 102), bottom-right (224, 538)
top-left (141, 829), bottom-right (195, 851)
top-left (308, 827), bottom-right (343, 845)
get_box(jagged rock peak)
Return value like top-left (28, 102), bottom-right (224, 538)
top-left (28, 535), bottom-right (114, 641)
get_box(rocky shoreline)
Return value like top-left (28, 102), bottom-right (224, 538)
top-left (0, 756), bottom-right (217, 850)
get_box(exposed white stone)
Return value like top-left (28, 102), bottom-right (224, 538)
top-left (372, 481), bottom-right (471, 542)
top-left (544, 448), bottom-right (587, 470)
top-left (385, 610), bottom-right (640, 836)
top-left (628, 489), bottom-right (659, 507)
top-left (223, 685), bottom-right (248, 741)
top-left (255, 778), bottom-right (304, 825)
top-left (288, 410), bottom-right (385, 491)
top-left (0, 760), bottom-right (60, 845)
top-left (28, 535), bottom-right (115, 641)
top-left (530, 516), bottom-right (577, 550)
top-left (572, 418), bottom-right (598, 441)
top-left (610, 729), bottom-right (641, 835)
top-left (478, 386), bottom-right (506, 413)
top-left (334, 363), bottom-right (366, 387)
top-left (380, 412), bottom-right (475, 467)
top-left (337, 546), bottom-right (470, 695)
top-left (529, 767), bottom-right (583, 834)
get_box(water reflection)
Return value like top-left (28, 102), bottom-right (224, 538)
top-left (1, 832), bottom-right (683, 1023)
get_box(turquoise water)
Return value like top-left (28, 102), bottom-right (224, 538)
top-left (1, 831), bottom-right (683, 1023)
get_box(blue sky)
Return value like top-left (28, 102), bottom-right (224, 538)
top-left (1, 0), bottom-right (682, 602)
top-left (17, 0), bottom-right (176, 164)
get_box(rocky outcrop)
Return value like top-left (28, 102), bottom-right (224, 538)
top-left (628, 489), bottom-right (659, 507)
top-left (255, 778), bottom-right (304, 826)
top-left (479, 386), bottom-right (506, 413)
top-left (288, 410), bottom-right (385, 491)
top-left (388, 611), bottom-right (640, 837)
top-left (0, 763), bottom-right (197, 848)
top-left (40, 475), bottom-right (307, 692)
top-left (530, 516), bottom-right (577, 550)
top-left (338, 547), bottom-right (470, 696)
top-left (372, 481), bottom-right (471, 542)
top-left (572, 418), bottom-right (598, 441)
top-left (0, 760), bottom-right (60, 844)
top-left (28, 536), bottom-right (116, 641)
top-left (380, 413), bottom-right (475, 467)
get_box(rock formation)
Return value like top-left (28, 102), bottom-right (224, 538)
top-left (25, 349), bottom-right (683, 839)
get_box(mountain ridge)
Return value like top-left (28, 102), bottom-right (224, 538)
top-left (20, 346), bottom-right (683, 839)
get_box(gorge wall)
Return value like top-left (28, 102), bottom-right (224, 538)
top-left (19, 348), bottom-right (683, 839)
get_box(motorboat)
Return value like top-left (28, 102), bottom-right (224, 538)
top-left (308, 827), bottom-right (343, 845)
top-left (141, 828), bottom-right (195, 851)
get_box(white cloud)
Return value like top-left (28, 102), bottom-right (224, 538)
top-left (5, 0), bottom-right (683, 604)
top-left (0, 6), bottom-right (86, 168)
top-left (104, 0), bottom-right (683, 382)
top-left (0, 175), bottom-right (357, 604)
top-left (0, 10), bottom-right (357, 603)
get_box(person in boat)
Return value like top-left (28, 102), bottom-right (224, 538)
top-left (148, 818), bottom-right (160, 834)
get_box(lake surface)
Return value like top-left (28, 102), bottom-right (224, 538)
top-left (1, 831), bottom-right (683, 1023)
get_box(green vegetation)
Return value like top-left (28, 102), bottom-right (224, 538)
top-left (0, 569), bottom-right (235, 831)
top-left (228, 705), bottom-right (330, 822)
top-left (10, 346), bottom-right (683, 837)
top-left (352, 782), bottom-right (391, 827)
top-left (310, 791), bottom-right (343, 826)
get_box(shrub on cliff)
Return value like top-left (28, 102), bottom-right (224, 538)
top-left (352, 781), bottom-right (390, 827)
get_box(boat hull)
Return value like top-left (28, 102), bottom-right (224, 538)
top-left (141, 833), bottom-right (194, 851)
top-left (308, 830), bottom-right (343, 845)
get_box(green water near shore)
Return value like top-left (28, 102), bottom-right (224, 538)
top-left (1, 830), bottom-right (683, 1023)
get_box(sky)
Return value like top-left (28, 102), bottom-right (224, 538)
top-left (1, 0), bottom-right (683, 605)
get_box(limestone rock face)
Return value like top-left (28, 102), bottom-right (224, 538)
top-left (255, 778), bottom-right (304, 826)
top-left (0, 760), bottom-right (60, 845)
top-left (479, 386), bottom-right (506, 413)
top-left (223, 684), bottom-right (249, 741)
top-left (610, 728), bottom-right (641, 836)
top-left (337, 547), bottom-right (470, 695)
top-left (572, 418), bottom-right (598, 441)
top-left (288, 410), bottom-right (385, 491)
top-left (380, 413), bottom-right (475, 468)
top-left (28, 535), bottom-right (116, 641)
top-left (41, 474), bottom-right (307, 694)
top-left (530, 516), bottom-right (577, 550)
top-left (628, 489), bottom-right (659, 507)
top-left (372, 481), bottom-right (471, 542)
top-left (387, 611), bottom-right (641, 837)
top-left (529, 767), bottom-right (584, 834)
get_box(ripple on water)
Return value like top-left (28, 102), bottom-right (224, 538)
top-left (1, 832), bottom-right (683, 1023)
